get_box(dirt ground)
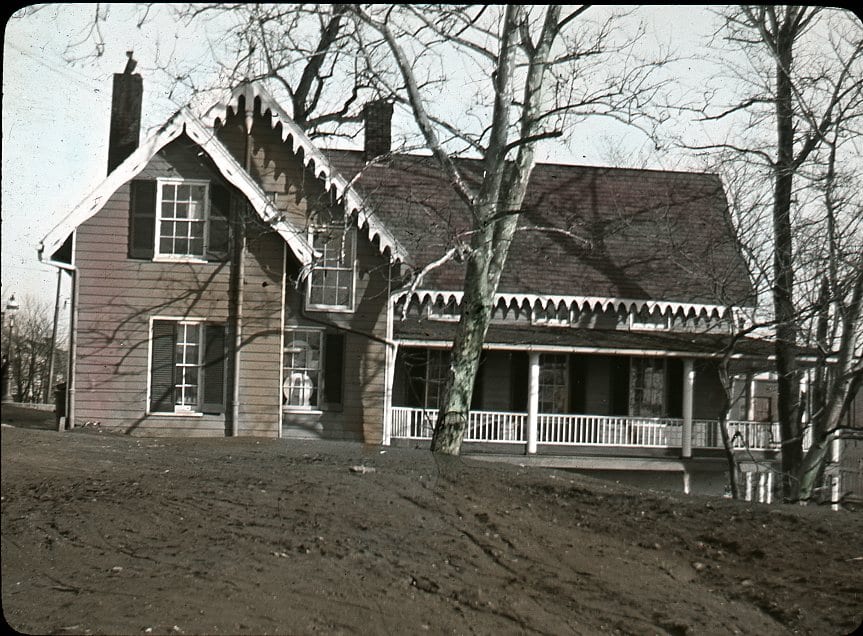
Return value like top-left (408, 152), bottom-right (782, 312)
top-left (2, 416), bottom-right (861, 635)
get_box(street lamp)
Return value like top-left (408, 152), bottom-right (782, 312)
top-left (2, 294), bottom-right (19, 402)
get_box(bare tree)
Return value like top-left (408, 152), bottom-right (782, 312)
top-left (2, 296), bottom-right (64, 404)
top-left (55, 4), bottom-right (670, 456)
top-left (350, 5), bottom-right (671, 454)
top-left (689, 6), bottom-right (863, 500)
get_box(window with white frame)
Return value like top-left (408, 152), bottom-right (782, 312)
top-left (283, 330), bottom-right (322, 409)
top-left (149, 319), bottom-right (226, 415)
top-left (307, 223), bottom-right (355, 309)
top-left (157, 180), bottom-right (210, 259)
top-left (539, 354), bottom-right (568, 413)
top-left (629, 358), bottom-right (666, 417)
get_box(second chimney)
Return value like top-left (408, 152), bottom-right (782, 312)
top-left (107, 52), bottom-right (143, 174)
top-left (363, 100), bottom-right (393, 162)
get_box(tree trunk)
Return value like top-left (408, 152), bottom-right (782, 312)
top-left (772, 21), bottom-right (803, 501)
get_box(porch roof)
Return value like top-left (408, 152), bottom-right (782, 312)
top-left (394, 318), bottom-right (806, 362)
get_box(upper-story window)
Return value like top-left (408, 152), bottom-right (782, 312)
top-left (128, 179), bottom-right (230, 262)
top-left (306, 222), bottom-right (355, 310)
top-left (157, 180), bottom-right (209, 259)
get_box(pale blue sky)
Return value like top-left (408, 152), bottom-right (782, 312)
top-left (0, 4), bottom-right (755, 312)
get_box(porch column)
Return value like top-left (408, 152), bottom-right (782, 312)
top-left (526, 352), bottom-right (540, 455)
top-left (682, 358), bottom-right (694, 458)
top-left (745, 372), bottom-right (756, 421)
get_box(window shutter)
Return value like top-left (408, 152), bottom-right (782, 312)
top-left (201, 324), bottom-right (227, 414)
top-left (569, 354), bottom-right (588, 414)
top-left (666, 359), bottom-right (683, 418)
top-left (610, 357), bottom-right (630, 416)
top-left (323, 333), bottom-right (345, 407)
top-left (207, 183), bottom-right (231, 262)
top-left (149, 320), bottom-right (176, 412)
top-left (129, 180), bottom-right (157, 259)
top-left (510, 351), bottom-right (529, 412)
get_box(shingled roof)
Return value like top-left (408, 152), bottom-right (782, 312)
top-left (326, 151), bottom-right (756, 309)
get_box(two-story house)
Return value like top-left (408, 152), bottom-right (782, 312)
top-left (40, 64), bottom-right (793, 494)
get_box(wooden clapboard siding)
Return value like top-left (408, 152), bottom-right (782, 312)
top-left (236, 226), bottom-right (283, 437)
top-left (217, 106), bottom-right (393, 443)
top-left (282, 228), bottom-right (391, 443)
top-left (73, 138), bottom-right (233, 436)
top-left (74, 112), bottom-right (394, 440)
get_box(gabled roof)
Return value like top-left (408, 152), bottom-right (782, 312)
top-left (39, 107), bottom-right (316, 265)
top-left (199, 83), bottom-right (410, 264)
top-left (326, 152), bottom-right (756, 312)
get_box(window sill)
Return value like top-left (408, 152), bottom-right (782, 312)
top-left (147, 411), bottom-right (206, 417)
top-left (282, 407), bottom-right (324, 415)
top-left (153, 256), bottom-right (210, 264)
top-left (305, 303), bottom-right (354, 314)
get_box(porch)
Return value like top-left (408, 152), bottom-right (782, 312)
top-left (391, 406), bottom-right (781, 454)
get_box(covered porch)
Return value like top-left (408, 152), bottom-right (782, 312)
top-left (386, 345), bottom-right (782, 458)
top-left (391, 406), bottom-right (780, 454)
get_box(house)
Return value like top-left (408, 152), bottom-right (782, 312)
top-left (40, 63), bottom-right (809, 495)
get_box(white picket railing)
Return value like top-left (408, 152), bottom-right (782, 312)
top-left (390, 407), bottom-right (782, 451)
top-left (390, 407), bottom-right (526, 444)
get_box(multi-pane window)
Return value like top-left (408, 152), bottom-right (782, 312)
top-left (629, 358), bottom-right (666, 417)
top-left (423, 350), bottom-right (449, 409)
top-left (307, 224), bottom-right (355, 309)
top-left (149, 319), bottom-right (225, 415)
top-left (539, 354), bottom-right (568, 413)
top-left (282, 329), bottom-right (345, 410)
top-left (283, 330), bottom-right (321, 408)
top-left (157, 181), bottom-right (210, 258)
top-left (129, 179), bottom-right (230, 262)
top-left (173, 323), bottom-right (200, 410)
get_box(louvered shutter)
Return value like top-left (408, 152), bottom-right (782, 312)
top-left (206, 183), bottom-right (231, 262)
top-left (510, 351), bottom-right (529, 412)
top-left (149, 320), bottom-right (176, 412)
top-left (201, 324), bottom-right (226, 414)
top-left (610, 357), bottom-right (630, 416)
top-left (666, 359), bottom-right (683, 418)
top-left (129, 180), bottom-right (157, 259)
top-left (323, 333), bottom-right (345, 407)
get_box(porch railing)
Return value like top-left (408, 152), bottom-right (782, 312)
top-left (391, 407), bottom-right (526, 443)
top-left (390, 407), bottom-right (783, 451)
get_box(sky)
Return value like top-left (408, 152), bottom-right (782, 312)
top-left (3, 4), bottom-right (852, 317)
top-left (0, 4), bottom-right (725, 315)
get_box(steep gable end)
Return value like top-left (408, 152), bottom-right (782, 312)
top-left (39, 109), bottom-right (315, 267)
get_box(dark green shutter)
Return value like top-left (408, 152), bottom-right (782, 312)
top-left (206, 183), bottom-right (231, 261)
top-left (610, 357), bottom-right (630, 416)
top-left (129, 180), bottom-right (157, 259)
top-left (150, 320), bottom-right (176, 412)
top-left (471, 351), bottom-right (485, 410)
top-left (666, 359), bottom-right (683, 418)
top-left (569, 354), bottom-right (588, 414)
top-left (323, 333), bottom-right (345, 406)
top-left (201, 324), bottom-right (226, 414)
top-left (510, 351), bottom-right (529, 412)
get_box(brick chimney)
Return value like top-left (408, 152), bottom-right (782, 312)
top-left (107, 51), bottom-right (143, 174)
top-left (363, 100), bottom-right (393, 162)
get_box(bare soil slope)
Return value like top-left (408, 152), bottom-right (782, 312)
top-left (2, 424), bottom-right (861, 635)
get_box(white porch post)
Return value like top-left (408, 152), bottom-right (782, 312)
top-left (682, 358), bottom-right (694, 458)
top-left (745, 372), bottom-right (756, 421)
top-left (526, 352), bottom-right (540, 455)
